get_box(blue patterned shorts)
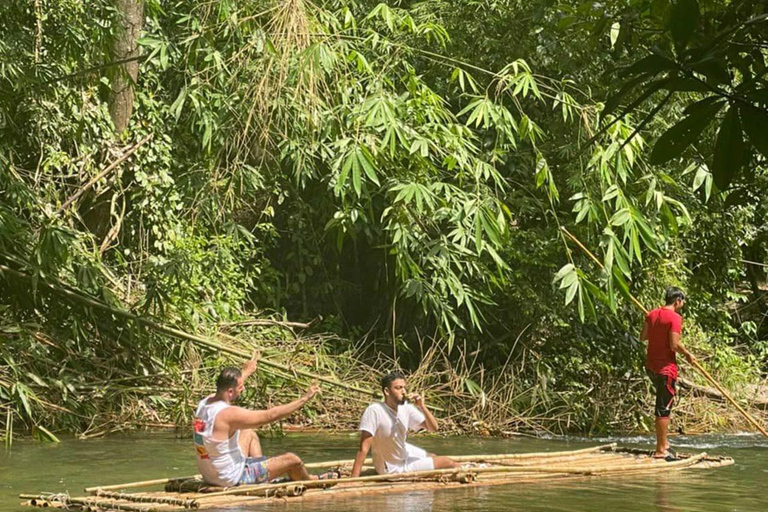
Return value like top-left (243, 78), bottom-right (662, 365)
top-left (239, 456), bottom-right (270, 485)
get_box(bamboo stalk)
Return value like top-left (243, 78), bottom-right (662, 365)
top-left (0, 261), bottom-right (376, 401)
top-left (560, 226), bottom-right (768, 439)
top-left (94, 490), bottom-right (198, 508)
top-left (305, 443), bottom-right (614, 469)
top-left (85, 477), bottom-right (197, 494)
top-left (20, 495), bottom-right (159, 512)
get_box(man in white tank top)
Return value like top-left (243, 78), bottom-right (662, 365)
top-left (350, 372), bottom-right (457, 477)
top-left (194, 352), bottom-right (335, 486)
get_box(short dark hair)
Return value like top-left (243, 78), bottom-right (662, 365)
top-left (380, 371), bottom-right (405, 391)
top-left (216, 367), bottom-right (242, 392)
top-left (664, 286), bottom-right (686, 305)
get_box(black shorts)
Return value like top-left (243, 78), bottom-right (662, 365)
top-left (647, 370), bottom-right (676, 418)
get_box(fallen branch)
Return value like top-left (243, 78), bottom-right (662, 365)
top-left (0, 258), bottom-right (376, 401)
top-left (220, 318), bottom-right (312, 330)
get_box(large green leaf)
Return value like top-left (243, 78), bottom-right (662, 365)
top-left (649, 99), bottom-right (724, 164)
top-left (740, 104), bottom-right (768, 158)
top-left (669, 0), bottom-right (700, 49)
top-left (620, 54), bottom-right (676, 77)
top-left (712, 107), bottom-right (745, 190)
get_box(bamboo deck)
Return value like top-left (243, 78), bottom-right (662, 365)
top-left (20, 444), bottom-right (734, 512)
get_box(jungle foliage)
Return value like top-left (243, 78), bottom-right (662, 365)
top-left (0, 0), bottom-right (766, 441)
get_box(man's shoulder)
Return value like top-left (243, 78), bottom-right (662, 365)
top-left (659, 308), bottom-right (682, 321)
top-left (363, 402), bottom-right (384, 415)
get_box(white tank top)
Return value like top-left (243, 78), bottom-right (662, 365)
top-left (193, 397), bottom-right (245, 486)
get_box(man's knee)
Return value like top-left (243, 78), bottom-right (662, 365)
top-left (281, 452), bottom-right (303, 467)
top-left (432, 456), bottom-right (457, 469)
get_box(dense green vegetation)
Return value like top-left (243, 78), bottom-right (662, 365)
top-left (1, 0), bottom-right (766, 442)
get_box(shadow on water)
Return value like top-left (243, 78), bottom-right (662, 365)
top-left (1, 432), bottom-right (765, 512)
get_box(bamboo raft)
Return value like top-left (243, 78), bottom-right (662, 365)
top-left (20, 444), bottom-right (733, 511)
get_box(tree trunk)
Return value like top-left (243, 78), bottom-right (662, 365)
top-left (109, 0), bottom-right (143, 134)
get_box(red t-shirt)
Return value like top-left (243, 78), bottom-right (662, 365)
top-left (645, 307), bottom-right (682, 378)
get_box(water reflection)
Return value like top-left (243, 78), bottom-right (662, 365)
top-left (652, 478), bottom-right (682, 512)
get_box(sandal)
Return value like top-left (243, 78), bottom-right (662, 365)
top-left (317, 469), bottom-right (342, 480)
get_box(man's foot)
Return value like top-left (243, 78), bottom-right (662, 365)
top-left (652, 450), bottom-right (668, 459)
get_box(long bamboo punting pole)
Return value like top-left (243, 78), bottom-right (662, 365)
top-left (560, 226), bottom-right (768, 439)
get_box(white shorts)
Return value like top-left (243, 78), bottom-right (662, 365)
top-left (384, 443), bottom-right (435, 474)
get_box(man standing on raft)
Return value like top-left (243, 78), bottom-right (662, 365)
top-left (194, 352), bottom-right (334, 486)
top-left (640, 286), bottom-right (696, 459)
top-left (351, 371), bottom-right (457, 477)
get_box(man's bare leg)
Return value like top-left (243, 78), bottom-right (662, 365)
top-left (431, 456), bottom-right (458, 469)
top-left (654, 417), bottom-right (670, 457)
top-left (238, 429), bottom-right (263, 458)
top-left (266, 452), bottom-right (318, 481)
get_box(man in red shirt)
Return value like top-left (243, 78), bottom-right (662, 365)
top-left (639, 286), bottom-right (696, 459)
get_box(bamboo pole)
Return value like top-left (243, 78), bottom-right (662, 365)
top-left (20, 495), bottom-right (160, 512)
top-left (85, 477), bottom-right (198, 494)
top-left (306, 442), bottom-right (613, 469)
top-left (94, 490), bottom-right (198, 508)
top-left (560, 226), bottom-right (768, 439)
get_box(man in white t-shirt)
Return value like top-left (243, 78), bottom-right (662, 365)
top-left (350, 372), bottom-right (457, 476)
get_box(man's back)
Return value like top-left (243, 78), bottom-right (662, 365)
top-left (645, 307), bottom-right (682, 377)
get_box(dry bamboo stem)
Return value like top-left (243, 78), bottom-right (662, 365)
top-left (560, 226), bottom-right (768, 439)
top-left (0, 261), bottom-right (377, 402)
top-left (305, 443), bottom-right (614, 469)
top-left (85, 477), bottom-right (196, 494)
top-left (20, 495), bottom-right (160, 512)
top-left (94, 490), bottom-right (197, 508)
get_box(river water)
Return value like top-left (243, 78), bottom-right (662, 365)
top-left (1, 432), bottom-right (765, 511)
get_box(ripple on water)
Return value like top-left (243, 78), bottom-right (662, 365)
top-left (1, 432), bottom-right (763, 512)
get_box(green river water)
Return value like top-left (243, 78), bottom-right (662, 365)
top-left (1, 432), bottom-right (765, 512)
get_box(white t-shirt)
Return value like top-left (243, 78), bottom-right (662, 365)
top-left (359, 402), bottom-right (426, 474)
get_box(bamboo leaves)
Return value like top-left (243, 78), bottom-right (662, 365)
top-left (337, 146), bottom-right (379, 197)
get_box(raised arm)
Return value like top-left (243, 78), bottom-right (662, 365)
top-left (410, 394), bottom-right (438, 432)
top-left (241, 349), bottom-right (261, 381)
top-left (224, 382), bottom-right (319, 432)
top-left (350, 431), bottom-right (373, 478)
